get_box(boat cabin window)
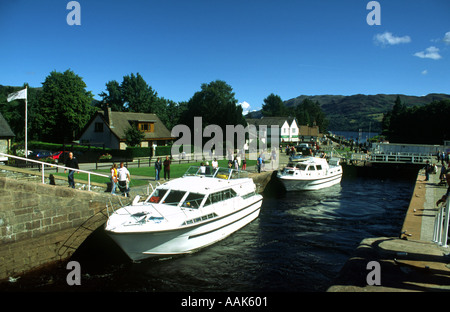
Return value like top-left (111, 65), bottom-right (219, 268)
top-left (203, 188), bottom-right (237, 207)
top-left (316, 165), bottom-right (322, 170)
top-left (308, 165), bottom-right (316, 171)
top-left (163, 190), bottom-right (186, 206)
top-left (295, 164), bottom-right (307, 170)
top-left (182, 192), bottom-right (206, 209)
top-left (148, 189), bottom-right (168, 203)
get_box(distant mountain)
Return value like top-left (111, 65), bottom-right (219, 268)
top-left (247, 93), bottom-right (450, 133)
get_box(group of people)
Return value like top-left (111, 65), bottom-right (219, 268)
top-left (62, 147), bottom-right (280, 196)
top-left (425, 151), bottom-right (450, 182)
top-left (256, 148), bottom-right (278, 173)
top-left (62, 151), bottom-right (131, 196)
top-left (424, 150), bottom-right (450, 207)
top-left (227, 156), bottom-right (247, 171)
top-left (110, 162), bottom-right (131, 196)
top-left (154, 156), bottom-right (171, 181)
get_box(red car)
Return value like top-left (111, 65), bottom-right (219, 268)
top-left (51, 151), bottom-right (70, 160)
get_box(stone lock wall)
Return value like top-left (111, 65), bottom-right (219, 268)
top-left (0, 176), bottom-right (127, 281)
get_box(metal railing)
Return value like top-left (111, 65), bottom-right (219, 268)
top-left (370, 153), bottom-right (432, 164)
top-left (433, 199), bottom-right (450, 247)
top-left (0, 152), bottom-right (109, 191)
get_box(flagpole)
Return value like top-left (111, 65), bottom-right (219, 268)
top-left (25, 86), bottom-right (28, 158)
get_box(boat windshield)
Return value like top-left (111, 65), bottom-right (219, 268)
top-left (295, 163), bottom-right (307, 170)
top-left (147, 188), bottom-right (168, 203)
top-left (184, 166), bottom-right (249, 180)
top-left (163, 190), bottom-right (186, 206)
top-left (184, 166), bottom-right (214, 177)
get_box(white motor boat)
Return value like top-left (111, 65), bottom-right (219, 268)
top-left (277, 156), bottom-right (342, 191)
top-left (105, 166), bottom-right (263, 261)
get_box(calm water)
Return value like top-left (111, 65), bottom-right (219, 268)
top-left (1, 175), bottom-right (414, 292)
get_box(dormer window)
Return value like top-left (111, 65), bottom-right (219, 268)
top-left (138, 122), bottom-right (154, 132)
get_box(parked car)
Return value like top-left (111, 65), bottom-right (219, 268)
top-left (51, 151), bottom-right (70, 161)
top-left (30, 150), bottom-right (53, 160)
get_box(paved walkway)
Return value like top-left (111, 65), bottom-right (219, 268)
top-left (328, 164), bottom-right (450, 292)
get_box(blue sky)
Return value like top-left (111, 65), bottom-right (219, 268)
top-left (1, 0), bottom-right (449, 114)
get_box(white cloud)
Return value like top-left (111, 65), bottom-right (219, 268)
top-left (239, 101), bottom-right (251, 115)
top-left (443, 31), bottom-right (450, 45)
top-left (374, 32), bottom-right (411, 45)
top-left (414, 46), bottom-right (442, 60)
top-left (421, 70), bottom-right (428, 75)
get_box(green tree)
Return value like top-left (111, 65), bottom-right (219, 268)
top-left (382, 99), bottom-right (450, 144)
top-left (181, 80), bottom-right (246, 130)
top-left (37, 69), bottom-right (95, 143)
top-left (385, 95), bottom-right (408, 142)
top-left (121, 73), bottom-right (160, 113)
top-left (294, 99), bottom-right (329, 132)
top-left (98, 80), bottom-right (124, 111)
top-left (125, 124), bottom-right (145, 147)
top-left (99, 73), bottom-right (171, 127)
top-left (162, 99), bottom-right (187, 131)
top-left (261, 93), bottom-right (287, 117)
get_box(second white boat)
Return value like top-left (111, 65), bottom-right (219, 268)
top-left (277, 156), bottom-right (342, 191)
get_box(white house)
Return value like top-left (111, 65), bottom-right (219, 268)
top-left (246, 117), bottom-right (300, 146)
top-left (280, 118), bottom-right (299, 143)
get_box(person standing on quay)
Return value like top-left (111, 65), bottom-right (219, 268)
top-left (154, 157), bottom-right (161, 181)
top-left (117, 162), bottom-right (131, 196)
top-left (436, 172), bottom-right (450, 206)
top-left (110, 163), bottom-right (118, 195)
top-left (257, 154), bottom-right (262, 173)
top-left (163, 156), bottom-right (171, 180)
top-left (64, 152), bottom-right (79, 188)
top-left (424, 160), bottom-right (431, 181)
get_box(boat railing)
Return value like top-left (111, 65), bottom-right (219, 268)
top-left (183, 166), bottom-right (249, 180)
top-left (0, 152), bottom-right (109, 191)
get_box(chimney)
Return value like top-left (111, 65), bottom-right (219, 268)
top-left (104, 103), bottom-right (113, 128)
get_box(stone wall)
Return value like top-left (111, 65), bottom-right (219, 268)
top-left (0, 176), bottom-right (128, 281)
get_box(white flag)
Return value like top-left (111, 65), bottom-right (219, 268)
top-left (7, 88), bottom-right (27, 102)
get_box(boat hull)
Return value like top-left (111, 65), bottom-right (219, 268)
top-left (106, 199), bottom-right (262, 261)
top-left (278, 172), bottom-right (342, 191)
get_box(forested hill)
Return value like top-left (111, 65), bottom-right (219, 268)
top-left (284, 93), bottom-right (450, 133)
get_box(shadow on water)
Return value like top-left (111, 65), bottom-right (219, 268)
top-left (0, 174), bottom-right (415, 292)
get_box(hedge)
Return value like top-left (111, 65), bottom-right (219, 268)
top-left (26, 141), bottom-right (174, 159)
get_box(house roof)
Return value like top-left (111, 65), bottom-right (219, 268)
top-left (246, 116), bottom-right (296, 127)
top-left (98, 110), bottom-right (173, 140)
top-left (0, 113), bottom-right (15, 138)
top-left (299, 125), bottom-right (320, 137)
